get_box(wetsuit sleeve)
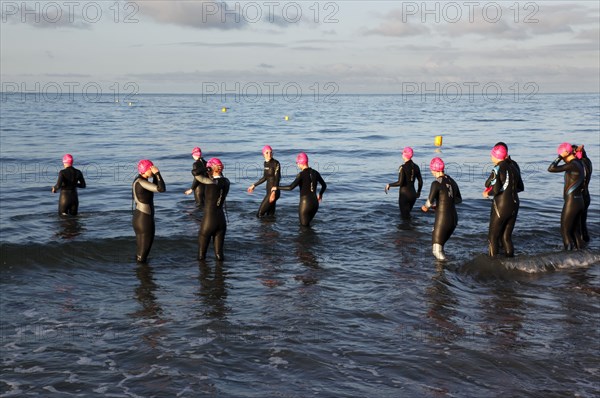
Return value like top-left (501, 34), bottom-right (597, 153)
top-left (454, 181), bottom-right (463, 205)
top-left (424, 181), bottom-right (438, 208)
top-left (484, 169), bottom-right (496, 188)
top-left (138, 172), bottom-right (166, 192)
top-left (388, 166), bottom-right (404, 188)
top-left (416, 166), bottom-right (423, 196)
top-left (548, 157), bottom-right (570, 172)
top-left (275, 161), bottom-right (281, 186)
top-left (195, 175), bottom-right (216, 185)
top-left (491, 166), bottom-right (505, 196)
top-left (317, 171), bottom-right (327, 196)
top-left (253, 168), bottom-right (268, 187)
top-left (77, 170), bottom-right (86, 188)
top-left (53, 170), bottom-right (64, 191)
top-left (278, 173), bottom-right (302, 191)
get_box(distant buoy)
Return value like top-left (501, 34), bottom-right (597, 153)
top-left (434, 135), bottom-right (443, 147)
top-left (221, 107), bottom-right (227, 113)
top-left (128, 102), bottom-right (133, 106)
top-left (284, 115), bottom-right (289, 121)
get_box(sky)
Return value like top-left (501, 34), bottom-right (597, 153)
top-left (1, 0), bottom-right (599, 94)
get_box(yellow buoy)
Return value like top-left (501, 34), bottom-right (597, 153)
top-left (221, 107), bottom-right (227, 112)
top-left (434, 135), bottom-right (443, 147)
top-left (284, 115), bottom-right (289, 121)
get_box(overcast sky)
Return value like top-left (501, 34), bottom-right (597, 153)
top-left (1, 0), bottom-right (598, 94)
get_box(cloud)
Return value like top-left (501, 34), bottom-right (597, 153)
top-left (363, 9), bottom-right (431, 37)
top-left (138, 1), bottom-right (301, 30)
top-left (1, 6), bottom-right (91, 30)
top-left (173, 41), bottom-right (286, 48)
top-left (365, 2), bottom-right (598, 40)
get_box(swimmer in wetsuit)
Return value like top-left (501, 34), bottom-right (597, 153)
top-left (247, 145), bottom-right (281, 217)
top-left (548, 142), bottom-right (585, 250)
top-left (385, 146), bottom-right (423, 219)
top-left (52, 154), bottom-right (86, 215)
top-left (421, 157), bottom-right (462, 261)
top-left (574, 144), bottom-right (592, 243)
top-left (132, 159), bottom-right (166, 263)
top-left (483, 144), bottom-right (524, 257)
top-left (184, 147), bottom-right (209, 208)
top-left (272, 152), bottom-right (327, 227)
top-left (196, 158), bottom-right (230, 261)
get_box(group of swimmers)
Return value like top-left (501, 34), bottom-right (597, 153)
top-left (382, 142), bottom-right (592, 260)
top-left (52, 141), bottom-right (591, 263)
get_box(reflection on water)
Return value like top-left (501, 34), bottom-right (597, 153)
top-left (480, 284), bottom-right (525, 350)
top-left (197, 262), bottom-right (229, 319)
top-left (294, 226), bottom-right (321, 286)
top-left (133, 264), bottom-right (163, 320)
top-left (132, 263), bottom-right (167, 349)
top-left (55, 215), bottom-right (84, 240)
top-left (425, 265), bottom-right (465, 343)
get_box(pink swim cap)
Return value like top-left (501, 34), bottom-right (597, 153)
top-left (557, 142), bottom-right (572, 156)
top-left (62, 154), bottom-right (73, 165)
top-left (402, 147), bottom-right (414, 160)
top-left (137, 159), bottom-right (153, 175)
top-left (491, 144), bottom-right (507, 160)
top-left (206, 157), bottom-right (223, 170)
top-left (192, 147), bottom-right (201, 157)
top-left (262, 145), bottom-right (272, 154)
top-left (430, 157), bottom-right (445, 172)
top-left (296, 152), bottom-right (308, 165)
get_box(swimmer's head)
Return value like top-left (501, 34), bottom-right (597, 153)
top-left (296, 152), bottom-right (308, 166)
top-left (192, 147), bottom-right (202, 158)
top-left (138, 159), bottom-right (153, 175)
top-left (494, 142), bottom-right (508, 151)
top-left (262, 145), bottom-right (273, 155)
top-left (402, 147), bottom-right (414, 160)
top-left (62, 154), bottom-right (73, 166)
top-left (491, 144), bottom-right (508, 161)
top-left (206, 157), bottom-right (223, 172)
top-left (557, 142), bottom-right (572, 156)
top-left (430, 157), bottom-right (445, 172)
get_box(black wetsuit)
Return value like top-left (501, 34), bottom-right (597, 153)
top-left (425, 175), bottom-right (462, 246)
top-left (190, 158), bottom-right (208, 207)
top-left (485, 158), bottom-right (524, 257)
top-left (197, 175), bottom-right (230, 261)
top-left (279, 168), bottom-right (327, 226)
top-left (580, 152), bottom-right (592, 242)
top-left (132, 173), bottom-right (166, 263)
top-left (485, 155), bottom-right (524, 193)
top-left (548, 157), bottom-right (585, 250)
top-left (387, 159), bottom-right (423, 219)
top-left (253, 158), bottom-right (281, 217)
top-left (53, 167), bottom-right (86, 215)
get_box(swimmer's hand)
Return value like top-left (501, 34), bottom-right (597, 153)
top-left (247, 184), bottom-right (255, 193)
top-left (421, 205), bottom-right (428, 212)
top-left (51, 187), bottom-right (56, 193)
top-left (184, 189), bottom-right (192, 195)
top-left (384, 184), bottom-right (390, 194)
top-left (318, 194), bottom-right (323, 202)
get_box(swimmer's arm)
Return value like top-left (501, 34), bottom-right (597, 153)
top-left (276, 173), bottom-right (301, 191)
top-left (195, 175), bottom-right (216, 185)
top-left (77, 170), bottom-right (86, 189)
top-left (416, 167), bottom-right (423, 197)
top-left (317, 172), bottom-right (327, 197)
top-left (548, 156), bottom-right (569, 172)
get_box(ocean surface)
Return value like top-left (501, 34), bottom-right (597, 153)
top-left (1, 92), bottom-right (599, 397)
